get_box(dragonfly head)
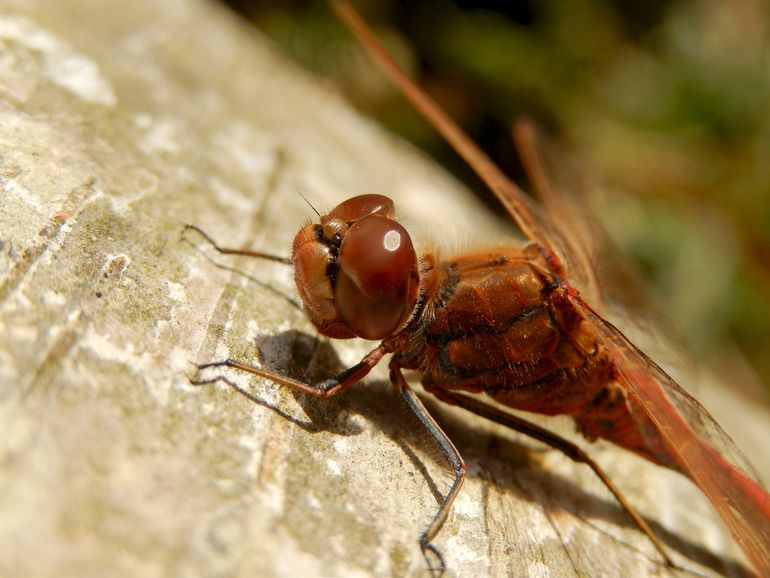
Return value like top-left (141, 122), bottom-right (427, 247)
top-left (292, 194), bottom-right (420, 341)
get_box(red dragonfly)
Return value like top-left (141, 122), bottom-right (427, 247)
top-left (191, 1), bottom-right (770, 575)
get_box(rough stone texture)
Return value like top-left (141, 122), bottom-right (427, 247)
top-left (0, 1), bottom-right (767, 577)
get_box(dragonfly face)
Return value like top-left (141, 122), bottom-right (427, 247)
top-left (291, 194), bottom-right (420, 341)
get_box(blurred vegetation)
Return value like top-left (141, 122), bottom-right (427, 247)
top-left (222, 0), bottom-right (770, 395)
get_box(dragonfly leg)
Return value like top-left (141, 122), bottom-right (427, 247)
top-left (182, 224), bottom-right (292, 265)
top-left (390, 362), bottom-right (466, 577)
top-left (431, 389), bottom-right (676, 568)
top-left (192, 342), bottom-right (390, 398)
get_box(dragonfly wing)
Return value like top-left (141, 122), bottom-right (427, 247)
top-left (572, 295), bottom-right (770, 575)
top-left (511, 119), bottom-right (688, 338)
top-left (512, 119), bottom-right (604, 303)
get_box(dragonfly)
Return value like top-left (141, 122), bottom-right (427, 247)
top-left (190, 1), bottom-right (770, 575)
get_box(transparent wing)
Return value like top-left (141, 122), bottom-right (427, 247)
top-left (511, 119), bottom-right (698, 393)
top-left (511, 119), bottom-right (603, 303)
top-left (572, 295), bottom-right (770, 574)
top-left (514, 111), bottom-right (770, 576)
top-left (511, 120), bottom-right (690, 341)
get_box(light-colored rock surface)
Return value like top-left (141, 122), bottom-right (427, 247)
top-left (0, 1), bottom-right (765, 577)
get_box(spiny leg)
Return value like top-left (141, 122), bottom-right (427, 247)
top-left (390, 363), bottom-right (465, 577)
top-left (431, 388), bottom-right (676, 568)
top-left (192, 341), bottom-right (393, 399)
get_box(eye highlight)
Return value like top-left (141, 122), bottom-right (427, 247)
top-left (383, 229), bottom-right (402, 252)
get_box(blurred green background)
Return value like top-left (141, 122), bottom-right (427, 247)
top-left (221, 0), bottom-right (770, 396)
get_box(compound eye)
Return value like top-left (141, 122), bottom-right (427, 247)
top-left (335, 215), bottom-right (418, 340)
top-left (328, 194), bottom-right (395, 222)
